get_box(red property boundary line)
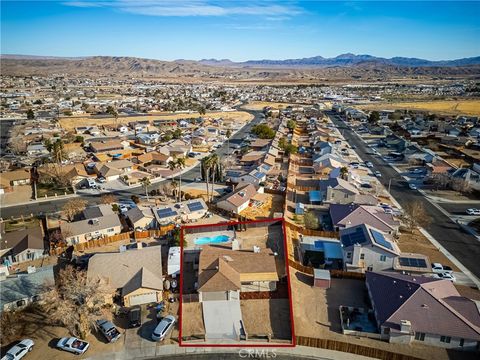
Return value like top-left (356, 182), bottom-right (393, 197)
top-left (178, 217), bottom-right (296, 348)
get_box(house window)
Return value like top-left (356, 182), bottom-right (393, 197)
top-left (380, 255), bottom-right (387, 262)
top-left (360, 253), bottom-right (365, 260)
top-left (415, 332), bottom-right (425, 341)
top-left (346, 252), bottom-right (352, 258)
top-left (459, 339), bottom-right (464, 347)
top-left (440, 336), bottom-right (451, 343)
top-left (367, 266), bottom-right (373, 271)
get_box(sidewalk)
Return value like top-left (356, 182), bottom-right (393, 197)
top-left (87, 344), bottom-right (377, 360)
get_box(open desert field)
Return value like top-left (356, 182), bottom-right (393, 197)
top-left (59, 110), bottom-right (253, 131)
top-left (242, 101), bottom-right (314, 111)
top-left (359, 100), bottom-right (480, 116)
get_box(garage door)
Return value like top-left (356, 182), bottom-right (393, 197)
top-left (128, 292), bottom-right (157, 306)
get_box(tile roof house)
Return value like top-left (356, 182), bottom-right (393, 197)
top-left (340, 224), bottom-right (400, 272)
top-left (87, 246), bottom-right (163, 306)
top-left (0, 225), bottom-right (46, 265)
top-left (216, 183), bottom-right (257, 215)
top-left (197, 244), bottom-right (279, 302)
top-left (125, 207), bottom-right (155, 230)
top-left (0, 169), bottom-right (31, 188)
top-left (330, 204), bottom-right (400, 234)
top-left (90, 140), bottom-right (125, 153)
top-left (0, 266), bottom-right (54, 312)
top-left (366, 271), bottom-right (480, 350)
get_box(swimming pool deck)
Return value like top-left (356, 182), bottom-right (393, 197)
top-left (184, 230), bottom-right (236, 249)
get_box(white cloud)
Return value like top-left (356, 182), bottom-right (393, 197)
top-left (62, 0), bottom-right (302, 17)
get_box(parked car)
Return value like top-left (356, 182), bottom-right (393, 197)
top-left (408, 183), bottom-right (417, 190)
top-left (360, 183), bottom-right (372, 189)
top-left (466, 208), bottom-right (480, 215)
top-left (1, 339), bottom-right (34, 360)
top-left (432, 272), bottom-right (456, 282)
top-left (96, 319), bottom-right (122, 343)
top-left (374, 171), bottom-right (382, 177)
top-left (431, 263), bottom-right (453, 274)
top-left (97, 177), bottom-right (107, 183)
top-left (126, 242), bottom-right (148, 250)
top-left (384, 208), bottom-right (393, 214)
top-left (365, 161), bottom-right (373, 168)
top-left (119, 204), bottom-right (129, 213)
top-left (56, 337), bottom-right (89, 355)
top-left (152, 315), bottom-right (176, 341)
top-left (128, 306), bottom-right (142, 328)
top-left (194, 177), bottom-right (202, 182)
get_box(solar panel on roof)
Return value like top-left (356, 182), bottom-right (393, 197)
top-left (187, 201), bottom-right (204, 212)
top-left (370, 229), bottom-right (393, 250)
top-left (340, 230), bottom-right (368, 247)
top-left (253, 172), bottom-right (265, 179)
top-left (157, 208), bottom-right (177, 219)
top-left (398, 257), bottom-right (428, 268)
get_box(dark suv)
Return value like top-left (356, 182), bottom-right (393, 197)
top-left (128, 306), bottom-right (142, 328)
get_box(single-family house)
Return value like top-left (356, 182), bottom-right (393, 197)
top-left (0, 225), bottom-right (46, 265)
top-left (330, 204), bottom-right (400, 234)
top-left (216, 183), bottom-right (257, 215)
top-left (87, 246), bottom-right (163, 306)
top-left (90, 140), bottom-right (125, 153)
top-left (153, 199), bottom-right (208, 226)
top-left (125, 207), bottom-right (155, 230)
top-left (197, 244), bottom-right (279, 302)
top-left (0, 266), bottom-right (54, 312)
top-left (340, 224), bottom-right (400, 272)
top-left (366, 271), bottom-right (480, 350)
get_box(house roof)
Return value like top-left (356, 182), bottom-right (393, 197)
top-left (90, 140), bottom-right (123, 152)
top-left (0, 266), bottom-right (54, 310)
top-left (60, 213), bottom-right (121, 238)
top-left (319, 178), bottom-right (359, 195)
top-left (197, 244), bottom-right (278, 292)
top-left (0, 225), bottom-right (45, 254)
top-left (366, 272), bottom-right (480, 340)
top-left (330, 204), bottom-right (399, 232)
top-left (0, 169), bottom-right (31, 186)
top-left (339, 224), bottom-right (399, 255)
top-left (125, 207), bottom-right (153, 225)
top-left (87, 246), bottom-right (163, 291)
top-left (137, 151), bottom-right (170, 164)
top-left (121, 267), bottom-right (163, 296)
top-left (222, 183), bottom-right (257, 208)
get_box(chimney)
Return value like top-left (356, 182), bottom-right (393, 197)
top-left (400, 320), bottom-right (411, 334)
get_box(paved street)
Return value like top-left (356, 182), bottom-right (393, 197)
top-left (0, 109), bottom-right (264, 219)
top-left (328, 112), bottom-right (480, 279)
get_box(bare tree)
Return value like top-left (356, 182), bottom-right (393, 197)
top-left (62, 198), bottom-right (88, 221)
top-left (100, 194), bottom-right (117, 205)
top-left (451, 178), bottom-right (472, 194)
top-left (0, 310), bottom-right (26, 344)
top-left (43, 266), bottom-right (113, 339)
top-left (401, 201), bottom-right (431, 233)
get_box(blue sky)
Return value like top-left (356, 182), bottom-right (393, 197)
top-left (1, 1), bottom-right (479, 61)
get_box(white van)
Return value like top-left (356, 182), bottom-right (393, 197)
top-left (152, 315), bottom-right (176, 341)
top-left (87, 178), bottom-right (97, 189)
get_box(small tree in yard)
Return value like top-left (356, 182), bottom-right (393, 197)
top-left (26, 108), bottom-right (35, 120)
top-left (304, 211), bottom-right (320, 230)
top-left (0, 310), bottom-right (26, 344)
top-left (140, 177), bottom-right (151, 201)
top-left (43, 266), bottom-right (113, 339)
top-left (402, 201), bottom-right (431, 233)
top-left (100, 194), bottom-right (117, 205)
top-left (62, 198), bottom-right (88, 221)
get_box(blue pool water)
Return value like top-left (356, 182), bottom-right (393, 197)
top-left (194, 235), bottom-right (230, 245)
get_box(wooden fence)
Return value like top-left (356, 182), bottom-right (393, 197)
top-left (286, 222), bottom-right (338, 238)
top-left (330, 270), bottom-right (366, 280)
top-left (296, 336), bottom-right (422, 360)
top-left (73, 232), bottom-right (131, 251)
top-left (288, 258), bottom-right (314, 275)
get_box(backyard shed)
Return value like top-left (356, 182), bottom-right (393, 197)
top-left (313, 269), bottom-right (331, 288)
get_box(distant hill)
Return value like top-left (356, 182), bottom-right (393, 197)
top-left (2, 54), bottom-right (480, 81)
top-left (199, 53), bottom-right (480, 68)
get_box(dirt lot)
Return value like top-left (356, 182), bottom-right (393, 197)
top-left (59, 111), bottom-right (253, 131)
top-left (241, 101), bottom-right (301, 111)
top-left (240, 299), bottom-right (292, 340)
top-left (397, 230), bottom-right (459, 271)
top-left (358, 100), bottom-right (480, 116)
top-left (290, 268), bottom-right (452, 360)
top-left (239, 193), bottom-right (284, 220)
top-left (180, 302), bottom-right (205, 337)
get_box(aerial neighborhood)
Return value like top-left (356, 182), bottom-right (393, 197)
top-left (1, 59), bottom-right (480, 360)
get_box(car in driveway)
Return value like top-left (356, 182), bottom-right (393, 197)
top-left (152, 315), bottom-right (176, 341)
top-left (1, 339), bottom-right (34, 360)
top-left (432, 272), bottom-right (456, 282)
top-left (408, 183), bottom-right (418, 190)
top-left (466, 208), bottom-right (480, 215)
top-left (364, 161), bottom-right (373, 168)
top-left (56, 337), bottom-right (89, 355)
top-left (431, 263), bottom-right (453, 274)
top-left (119, 204), bottom-right (129, 213)
top-left (96, 319), bottom-right (122, 343)
top-left (128, 306), bottom-right (142, 328)
top-left (374, 171), bottom-right (382, 177)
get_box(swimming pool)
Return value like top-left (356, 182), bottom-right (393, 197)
top-left (194, 235), bottom-right (230, 245)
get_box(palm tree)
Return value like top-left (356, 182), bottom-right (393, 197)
top-left (226, 128), bottom-right (232, 156)
top-left (176, 157), bottom-right (186, 202)
top-left (208, 154), bottom-right (220, 203)
top-left (201, 156), bottom-right (212, 202)
top-left (140, 177), bottom-right (151, 201)
top-left (168, 157), bottom-right (177, 198)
